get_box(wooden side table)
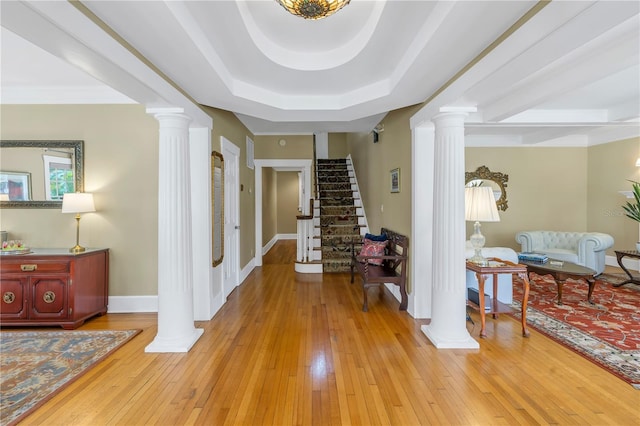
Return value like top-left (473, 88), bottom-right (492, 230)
top-left (614, 250), bottom-right (640, 287)
top-left (466, 258), bottom-right (530, 338)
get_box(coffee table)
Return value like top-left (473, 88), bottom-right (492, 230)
top-left (520, 259), bottom-right (596, 305)
top-left (614, 250), bottom-right (640, 287)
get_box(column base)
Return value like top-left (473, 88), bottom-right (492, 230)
top-left (145, 328), bottom-right (204, 353)
top-left (421, 324), bottom-right (479, 349)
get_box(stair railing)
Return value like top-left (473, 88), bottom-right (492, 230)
top-left (296, 198), bottom-right (315, 263)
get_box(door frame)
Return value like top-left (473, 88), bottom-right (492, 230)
top-left (254, 159), bottom-right (312, 267)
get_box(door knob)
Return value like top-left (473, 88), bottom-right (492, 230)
top-left (235, 226), bottom-right (240, 230)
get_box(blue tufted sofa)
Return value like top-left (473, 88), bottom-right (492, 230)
top-left (515, 231), bottom-right (614, 275)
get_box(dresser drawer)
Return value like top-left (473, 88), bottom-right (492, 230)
top-left (0, 260), bottom-right (70, 274)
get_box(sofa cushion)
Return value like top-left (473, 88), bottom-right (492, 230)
top-left (540, 248), bottom-right (578, 263)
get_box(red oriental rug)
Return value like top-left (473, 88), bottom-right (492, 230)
top-left (511, 272), bottom-right (640, 389)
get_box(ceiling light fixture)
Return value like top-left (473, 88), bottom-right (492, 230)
top-left (276, 0), bottom-right (350, 20)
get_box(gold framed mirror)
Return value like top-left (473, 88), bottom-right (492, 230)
top-left (465, 165), bottom-right (509, 211)
top-left (211, 151), bottom-right (224, 267)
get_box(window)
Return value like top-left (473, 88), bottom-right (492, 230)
top-left (43, 155), bottom-right (74, 200)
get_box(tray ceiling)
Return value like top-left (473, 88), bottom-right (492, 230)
top-left (1, 0), bottom-right (638, 145)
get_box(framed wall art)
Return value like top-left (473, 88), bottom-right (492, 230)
top-left (390, 168), bottom-right (400, 193)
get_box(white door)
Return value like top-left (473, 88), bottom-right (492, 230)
top-left (222, 137), bottom-right (240, 299)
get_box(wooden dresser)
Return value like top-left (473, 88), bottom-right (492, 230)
top-left (0, 248), bottom-right (109, 329)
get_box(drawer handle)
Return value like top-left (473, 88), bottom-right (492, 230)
top-left (3, 291), bottom-right (15, 304)
top-left (20, 264), bottom-right (37, 272)
top-left (43, 291), bottom-right (56, 304)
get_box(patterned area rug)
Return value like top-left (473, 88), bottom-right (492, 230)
top-left (0, 329), bottom-right (141, 425)
top-left (511, 273), bottom-right (640, 389)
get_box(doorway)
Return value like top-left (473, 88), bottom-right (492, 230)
top-left (222, 137), bottom-right (240, 299)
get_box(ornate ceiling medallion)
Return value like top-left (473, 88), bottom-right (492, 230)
top-left (276, 0), bottom-right (350, 20)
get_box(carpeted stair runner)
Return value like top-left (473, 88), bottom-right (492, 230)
top-left (316, 159), bottom-right (363, 272)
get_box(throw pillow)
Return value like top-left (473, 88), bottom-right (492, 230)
top-left (365, 232), bottom-right (387, 242)
top-left (360, 238), bottom-right (387, 265)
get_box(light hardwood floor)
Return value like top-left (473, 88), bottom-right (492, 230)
top-left (16, 241), bottom-right (639, 425)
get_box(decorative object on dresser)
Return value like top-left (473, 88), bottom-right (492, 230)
top-left (465, 186), bottom-right (500, 266)
top-left (0, 248), bottom-right (109, 329)
top-left (515, 230), bottom-right (614, 275)
top-left (61, 192), bottom-right (95, 253)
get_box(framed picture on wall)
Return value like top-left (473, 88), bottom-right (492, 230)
top-left (390, 168), bottom-right (400, 193)
top-left (0, 171), bottom-right (32, 201)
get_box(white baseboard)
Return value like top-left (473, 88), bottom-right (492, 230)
top-left (384, 283), bottom-right (402, 304)
top-left (263, 233), bottom-right (298, 255)
top-left (295, 262), bottom-right (323, 273)
top-left (108, 295), bottom-right (158, 313)
top-left (277, 233), bottom-right (297, 240)
top-left (108, 293), bottom-right (227, 319)
top-left (201, 291), bottom-right (225, 321)
top-left (240, 258), bottom-right (255, 284)
top-left (605, 254), bottom-right (639, 272)
top-left (263, 235), bottom-right (278, 255)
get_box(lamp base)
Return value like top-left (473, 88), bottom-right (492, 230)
top-left (468, 253), bottom-right (489, 266)
top-left (468, 221), bottom-right (488, 266)
top-left (69, 245), bottom-right (86, 254)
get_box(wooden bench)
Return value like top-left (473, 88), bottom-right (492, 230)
top-left (350, 228), bottom-right (409, 312)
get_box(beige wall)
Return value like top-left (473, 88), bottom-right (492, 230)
top-left (465, 147), bottom-right (589, 249)
top-left (254, 135), bottom-right (313, 159)
top-left (1, 104), bottom-right (256, 298)
top-left (328, 133), bottom-right (349, 158)
top-left (345, 106), bottom-right (417, 293)
top-left (465, 138), bottom-right (640, 254)
top-left (347, 105), bottom-right (418, 237)
top-left (587, 137), bottom-right (640, 252)
top-left (276, 171), bottom-right (299, 234)
top-left (1, 104), bottom-right (160, 297)
top-left (262, 168), bottom-right (277, 245)
top-left (203, 106), bottom-right (256, 266)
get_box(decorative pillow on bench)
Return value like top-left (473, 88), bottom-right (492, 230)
top-left (360, 238), bottom-right (388, 265)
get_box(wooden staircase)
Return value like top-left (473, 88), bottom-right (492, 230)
top-left (315, 158), bottom-right (367, 273)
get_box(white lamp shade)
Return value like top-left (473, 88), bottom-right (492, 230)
top-left (61, 193), bottom-right (95, 214)
top-left (465, 187), bottom-right (500, 222)
top-left (636, 158), bottom-right (640, 167)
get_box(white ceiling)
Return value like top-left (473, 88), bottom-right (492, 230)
top-left (1, 0), bottom-right (639, 145)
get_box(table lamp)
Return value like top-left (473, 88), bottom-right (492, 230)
top-left (62, 192), bottom-right (95, 253)
top-left (465, 186), bottom-right (500, 266)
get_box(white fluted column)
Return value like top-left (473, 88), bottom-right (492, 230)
top-left (422, 111), bottom-right (479, 349)
top-left (146, 108), bottom-right (204, 353)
